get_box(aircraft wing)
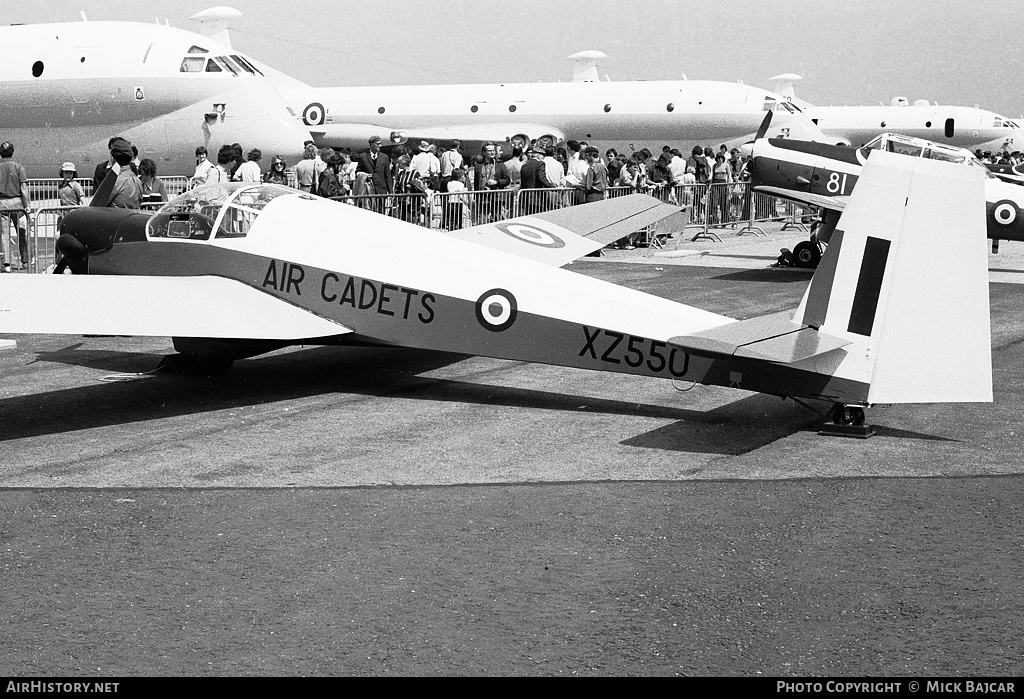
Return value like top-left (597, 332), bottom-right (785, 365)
top-left (753, 185), bottom-right (848, 212)
top-left (0, 275), bottom-right (352, 339)
top-left (442, 194), bottom-right (686, 266)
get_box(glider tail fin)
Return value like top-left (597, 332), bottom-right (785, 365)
top-left (793, 149), bottom-right (992, 404)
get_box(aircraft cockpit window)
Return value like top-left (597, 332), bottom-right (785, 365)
top-left (890, 143), bottom-right (924, 157)
top-left (924, 148), bottom-right (966, 165)
top-left (209, 57), bottom-right (238, 75)
top-left (860, 135), bottom-right (885, 159)
top-left (220, 56), bottom-right (244, 76)
top-left (762, 97), bottom-right (777, 112)
top-left (233, 55), bottom-right (264, 76)
top-left (180, 57), bottom-right (205, 73)
top-left (776, 101), bottom-right (800, 114)
top-left (187, 45), bottom-right (209, 54)
top-left (230, 55), bottom-right (257, 75)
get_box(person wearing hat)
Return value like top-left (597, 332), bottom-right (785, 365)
top-left (410, 140), bottom-right (440, 191)
top-left (0, 141), bottom-right (31, 272)
top-left (102, 137), bottom-right (143, 209)
top-left (356, 135), bottom-right (393, 210)
top-left (92, 136), bottom-right (123, 189)
top-left (57, 162), bottom-right (85, 207)
top-left (518, 146), bottom-right (555, 214)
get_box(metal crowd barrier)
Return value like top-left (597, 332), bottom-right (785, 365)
top-left (20, 179), bottom-right (809, 274)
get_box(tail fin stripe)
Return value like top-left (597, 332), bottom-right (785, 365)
top-left (847, 236), bottom-right (891, 337)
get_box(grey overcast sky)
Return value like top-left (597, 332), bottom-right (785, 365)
top-left (7, 0), bottom-right (1023, 117)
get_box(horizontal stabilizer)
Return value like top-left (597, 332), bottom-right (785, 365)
top-left (669, 311), bottom-right (850, 364)
top-left (753, 185), bottom-right (848, 212)
top-left (444, 194), bottom-right (684, 266)
top-left (0, 275), bottom-right (352, 340)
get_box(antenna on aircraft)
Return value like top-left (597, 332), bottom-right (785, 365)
top-left (190, 6), bottom-right (242, 49)
top-left (566, 50), bottom-right (607, 83)
top-left (768, 73), bottom-right (802, 100)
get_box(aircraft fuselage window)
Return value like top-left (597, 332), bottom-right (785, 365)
top-left (945, 118), bottom-right (955, 138)
top-left (180, 56), bottom-right (205, 73)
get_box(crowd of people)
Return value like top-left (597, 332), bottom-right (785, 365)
top-left (0, 131), bottom-right (759, 271)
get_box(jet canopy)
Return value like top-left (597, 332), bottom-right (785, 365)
top-left (147, 183), bottom-right (295, 242)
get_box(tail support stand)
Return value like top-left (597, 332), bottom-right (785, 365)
top-left (818, 403), bottom-right (876, 439)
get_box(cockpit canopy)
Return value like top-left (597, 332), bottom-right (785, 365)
top-left (762, 96), bottom-right (802, 114)
top-left (859, 133), bottom-right (995, 176)
top-left (147, 183), bottom-right (295, 241)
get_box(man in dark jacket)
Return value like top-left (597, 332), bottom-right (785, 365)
top-left (519, 147), bottom-right (555, 214)
top-left (356, 135), bottom-right (394, 195)
top-left (472, 142), bottom-right (510, 191)
top-left (356, 135), bottom-right (393, 213)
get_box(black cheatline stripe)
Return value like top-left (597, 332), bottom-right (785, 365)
top-left (802, 228), bottom-right (844, 329)
top-left (847, 236), bottom-right (890, 337)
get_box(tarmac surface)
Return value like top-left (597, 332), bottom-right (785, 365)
top-left (2, 224), bottom-right (1023, 676)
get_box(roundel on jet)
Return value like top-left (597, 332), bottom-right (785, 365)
top-left (475, 288), bottom-right (518, 332)
top-left (992, 199), bottom-right (1019, 227)
top-left (302, 102), bottom-right (326, 126)
top-left (494, 221), bottom-right (565, 249)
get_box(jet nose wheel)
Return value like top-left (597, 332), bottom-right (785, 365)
top-left (792, 240), bottom-right (821, 268)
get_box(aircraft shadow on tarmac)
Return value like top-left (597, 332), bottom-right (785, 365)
top-left (3, 343), bottom-right (958, 453)
top-left (709, 268), bottom-right (814, 284)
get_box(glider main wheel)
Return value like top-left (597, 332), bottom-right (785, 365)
top-left (832, 405), bottom-right (866, 426)
top-left (792, 240), bottom-right (821, 268)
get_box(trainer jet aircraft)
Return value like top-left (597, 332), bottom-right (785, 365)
top-left (749, 115), bottom-right (1024, 266)
top-left (0, 151), bottom-right (992, 431)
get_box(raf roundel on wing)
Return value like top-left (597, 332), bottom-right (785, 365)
top-left (495, 221), bottom-right (565, 248)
